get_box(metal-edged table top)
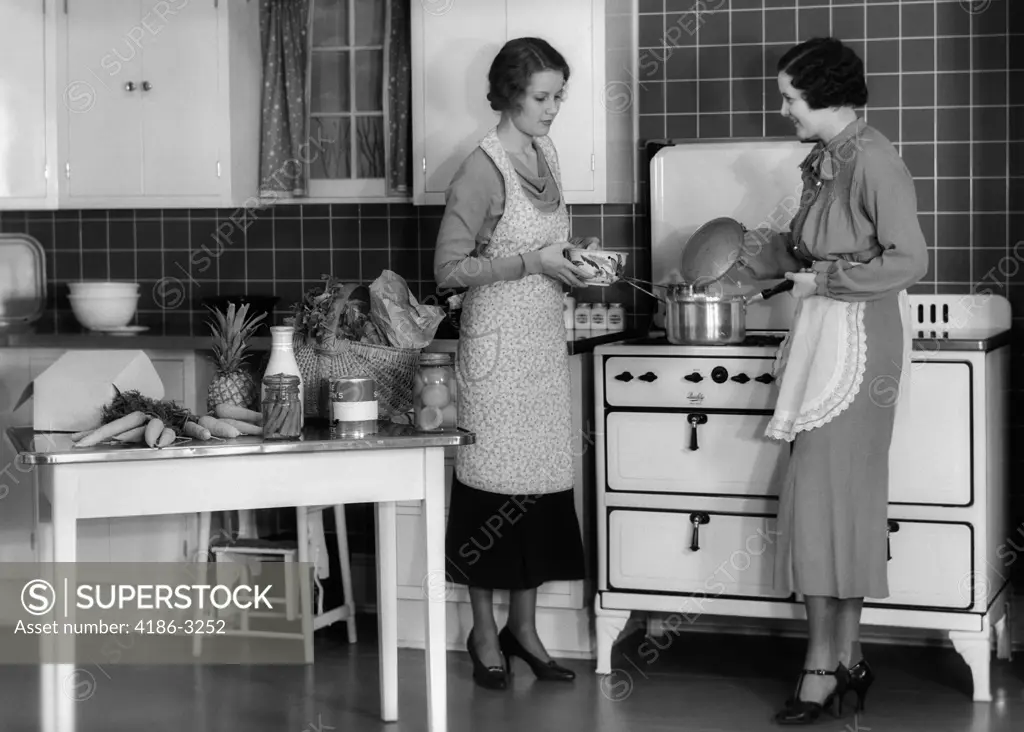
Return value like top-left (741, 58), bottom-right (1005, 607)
top-left (8, 423), bottom-right (475, 466)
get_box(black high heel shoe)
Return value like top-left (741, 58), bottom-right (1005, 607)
top-left (498, 626), bottom-right (575, 681)
top-left (844, 659), bottom-right (875, 712)
top-left (466, 630), bottom-right (508, 690)
top-left (773, 665), bottom-right (849, 725)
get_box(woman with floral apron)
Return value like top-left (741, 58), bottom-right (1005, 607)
top-left (739, 38), bottom-right (928, 725)
top-left (433, 38), bottom-right (595, 691)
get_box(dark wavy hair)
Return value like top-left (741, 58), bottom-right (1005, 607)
top-left (777, 37), bottom-right (868, 110)
top-left (487, 37), bottom-right (570, 113)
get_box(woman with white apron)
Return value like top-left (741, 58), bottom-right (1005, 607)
top-left (434, 38), bottom-right (595, 691)
top-left (738, 38), bottom-right (928, 725)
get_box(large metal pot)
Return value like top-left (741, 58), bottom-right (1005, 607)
top-left (664, 281), bottom-right (793, 345)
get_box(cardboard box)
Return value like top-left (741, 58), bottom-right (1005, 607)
top-left (15, 350), bottom-right (165, 432)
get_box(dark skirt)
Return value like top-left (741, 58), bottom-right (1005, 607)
top-left (445, 474), bottom-right (586, 590)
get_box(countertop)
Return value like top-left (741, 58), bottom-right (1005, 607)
top-left (0, 328), bottom-right (640, 356)
top-left (8, 424), bottom-right (475, 466)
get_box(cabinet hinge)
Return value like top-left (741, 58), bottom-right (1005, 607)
top-left (216, 161), bottom-right (221, 178)
top-left (182, 540), bottom-right (187, 557)
top-left (44, 164), bottom-right (48, 180)
top-left (422, 157), bottom-right (426, 174)
top-left (63, 0), bottom-right (67, 14)
top-left (65, 162), bottom-right (70, 179)
top-left (591, 154), bottom-right (595, 171)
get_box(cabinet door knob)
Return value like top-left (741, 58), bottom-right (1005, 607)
top-left (125, 81), bottom-right (136, 91)
top-left (142, 81), bottom-right (152, 91)
top-left (689, 512), bottom-right (710, 551)
top-left (887, 520), bottom-right (900, 561)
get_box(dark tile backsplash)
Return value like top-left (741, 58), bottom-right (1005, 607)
top-left (0, 0), bottom-right (1020, 333)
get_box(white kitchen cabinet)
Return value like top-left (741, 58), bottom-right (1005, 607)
top-left (411, 0), bottom-right (636, 205)
top-left (56, 0), bottom-right (262, 208)
top-left (0, 0), bottom-right (59, 210)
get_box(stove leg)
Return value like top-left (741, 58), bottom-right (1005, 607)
top-left (949, 629), bottom-right (993, 702)
top-left (995, 599), bottom-right (1013, 662)
top-left (594, 596), bottom-right (630, 675)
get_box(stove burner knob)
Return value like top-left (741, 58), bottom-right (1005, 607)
top-left (711, 367), bottom-right (728, 383)
top-left (755, 373), bottom-right (775, 384)
top-left (684, 373), bottom-right (703, 383)
top-left (638, 372), bottom-right (658, 382)
top-left (730, 373), bottom-right (750, 384)
top-left (614, 371), bottom-right (634, 382)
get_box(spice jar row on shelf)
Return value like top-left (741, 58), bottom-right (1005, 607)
top-left (563, 295), bottom-right (626, 332)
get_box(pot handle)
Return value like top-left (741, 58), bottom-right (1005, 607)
top-left (759, 279), bottom-right (795, 300)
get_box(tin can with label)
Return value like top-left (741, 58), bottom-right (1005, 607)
top-left (329, 376), bottom-right (378, 438)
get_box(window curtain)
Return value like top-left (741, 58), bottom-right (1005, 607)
top-left (258, 0), bottom-right (311, 198)
top-left (385, 0), bottom-right (411, 196)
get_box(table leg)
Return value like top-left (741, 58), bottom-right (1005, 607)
top-left (51, 483), bottom-right (78, 732)
top-left (37, 519), bottom-right (57, 732)
top-left (375, 500), bottom-right (399, 723)
top-left (422, 448), bottom-right (448, 732)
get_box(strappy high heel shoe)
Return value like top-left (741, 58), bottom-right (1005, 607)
top-left (466, 630), bottom-right (508, 690)
top-left (498, 626), bottom-right (575, 681)
top-left (844, 659), bottom-right (875, 712)
top-left (773, 665), bottom-right (849, 725)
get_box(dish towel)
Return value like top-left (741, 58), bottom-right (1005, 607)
top-left (765, 295), bottom-right (868, 442)
top-left (766, 289), bottom-right (913, 443)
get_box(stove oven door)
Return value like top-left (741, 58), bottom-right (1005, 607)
top-left (605, 411), bottom-right (790, 497)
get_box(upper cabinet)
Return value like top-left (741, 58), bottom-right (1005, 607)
top-left (0, 0), bottom-right (262, 210)
top-left (56, 0), bottom-right (262, 209)
top-left (0, 0), bottom-right (59, 209)
top-left (411, 0), bottom-right (636, 206)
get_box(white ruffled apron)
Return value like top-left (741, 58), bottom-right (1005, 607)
top-left (766, 285), bottom-right (912, 442)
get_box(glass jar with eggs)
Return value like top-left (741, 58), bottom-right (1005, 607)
top-left (413, 352), bottom-right (457, 431)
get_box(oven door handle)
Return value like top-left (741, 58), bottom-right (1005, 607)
top-left (687, 413), bottom-right (708, 450)
top-left (689, 512), bottom-right (710, 551)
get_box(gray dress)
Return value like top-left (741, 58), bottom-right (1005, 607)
top-left (765, 119), bottom-right (929, 599)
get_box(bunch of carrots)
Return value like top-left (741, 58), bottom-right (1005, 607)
top-left (70, 388), bottom-right (264, 449)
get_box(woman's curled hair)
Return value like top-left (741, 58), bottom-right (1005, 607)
top-left (487, 37), bottom-right (570, 113)
top-left (778, 37), bottom-right (868, 110)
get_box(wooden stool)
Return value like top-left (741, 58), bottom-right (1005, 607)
top-left (191, 505), bottom-right (358, 662)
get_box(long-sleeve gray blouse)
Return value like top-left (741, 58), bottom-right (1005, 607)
top-left (434, 141), bottom-right (561, 290)
top-left (754, 118), bottom-right (929, 301)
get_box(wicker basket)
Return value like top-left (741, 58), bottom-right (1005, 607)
top-left (293, 336), bottom-right (420, 419)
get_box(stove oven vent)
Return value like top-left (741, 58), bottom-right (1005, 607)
top-left (906, 294), bottom-right (1011, 340)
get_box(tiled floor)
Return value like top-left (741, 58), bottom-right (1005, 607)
top-left (1, 623), bottom-right (1021, 731)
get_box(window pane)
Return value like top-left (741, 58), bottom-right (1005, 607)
top-left (312, 0), bottom-right (349, 47)
top-left (311, 51), bottom-right (349, 113)
top-left (310, 117), bottom-right (351, 179)
top-left (354, 0), bottom-right (385, 46)
top-left (356, 116), bottom-right (384, 178)
top-left (354, 50), bottom-right (382, 112)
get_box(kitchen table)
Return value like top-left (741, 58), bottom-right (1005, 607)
top-left (8, 423), bottom-right (474, 732)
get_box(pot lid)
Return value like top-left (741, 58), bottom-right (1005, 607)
top-left (678, 216), bottom-right (746, 286)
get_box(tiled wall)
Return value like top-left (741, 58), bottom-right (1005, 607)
top-left (1, 1), bottom-right (1022, 552)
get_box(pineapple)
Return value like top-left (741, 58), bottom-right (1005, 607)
top-left (205, 302), bottom-right (266, 411)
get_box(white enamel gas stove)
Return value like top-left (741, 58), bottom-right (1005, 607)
top-left (592, 140), bottom-right (1015, 702)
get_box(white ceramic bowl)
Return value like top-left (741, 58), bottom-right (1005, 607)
top-left (68, 293), bottom-right (139, 330)
top-left (68, 281), bottom-right (139, 297)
